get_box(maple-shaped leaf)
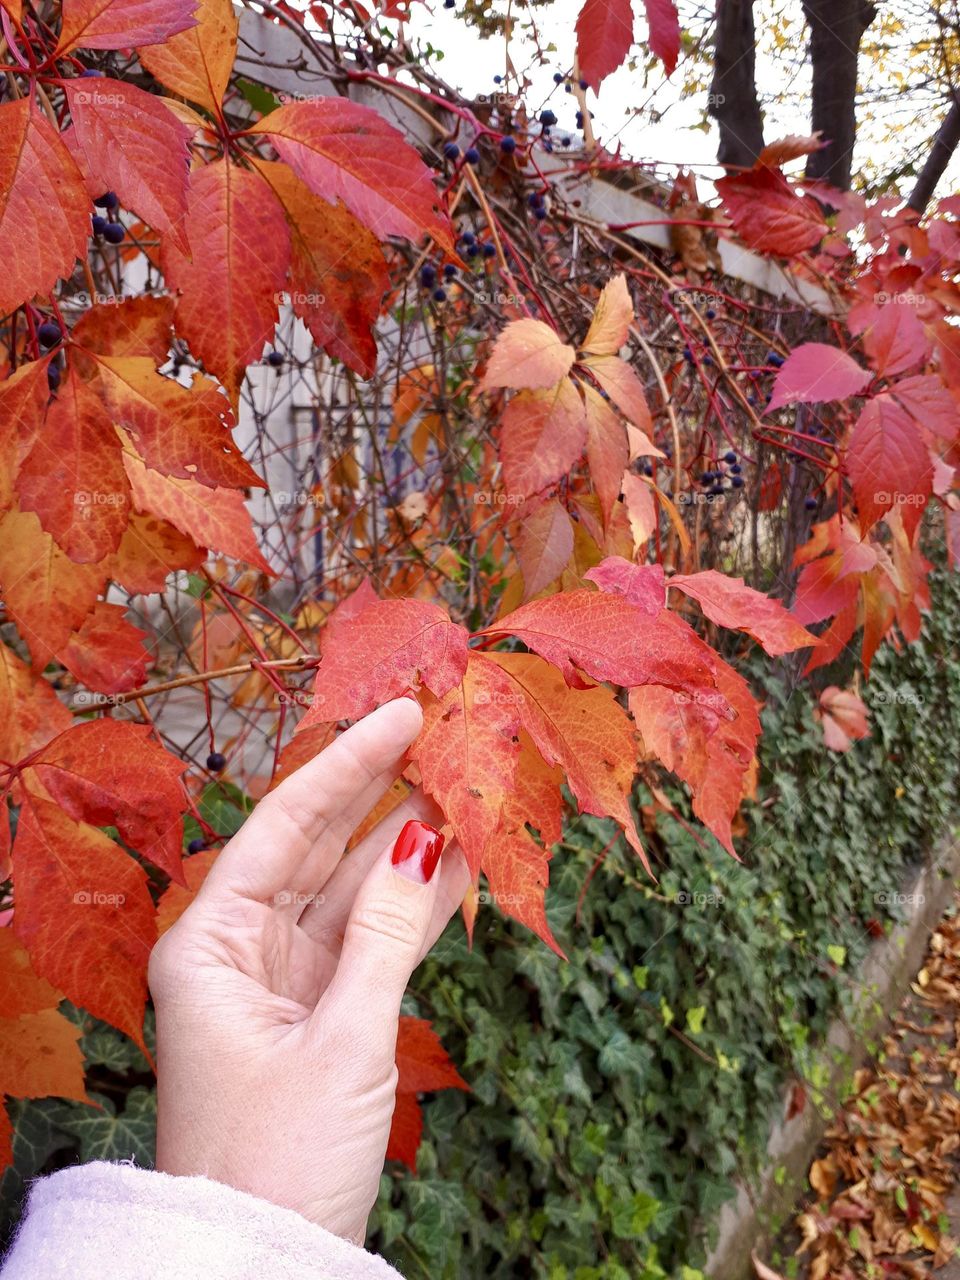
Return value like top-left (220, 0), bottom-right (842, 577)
top-left (0, 643), bottom-right (72, 768)
top-left (847, 394), bottom-right (932, 538)
top-left (888, 374), bottom-right (960, 443)
top-left (583, 382), bottom-right (629, 527)
top-left (582, 274), bottom-right (633, 356)
top-left (254, 161), bottom-right (389, 378)
top-left (411, 653), bottom-right (522, 878)
top-left (715, 166), bottom-right (828, 257)
top-left (63, 81), bottom-right (191, 253)
top-left (16, 366), bottom-right (130, 564)
top-left (12, 792), bottom-right (156, 1049)
top-left (0, 101), bottom-right (89, 318)
top-left (57, 0), bottom-right (197, 51)
top-left (642, 0), bottom-right (681, 75)
top-left (481, 589), bottom-right (717, 695)
top-left (767, 343), bottom-right (872, 412)
top-left (247, 99), bottom-right (454, 253)
top-left (668, 570), bottom-right (818, 656)
top-left (579, 354), bottom-right (656, 436)
top-left (108, 510), bottom-right (204, 594)
top-left (59, 602), bottom-right (150, 694)
top-left (499, 378), bottom-right (587, 499)
top-left (94, 356), bottom-right (263, 490)
top-left (139, 0), bottom-right (236, 114)
top-left (514, 499), bottom-right (574, 599)
top-left (71, 295), bottom-right (175, 363)
top-left (301, 596), bottom-right (470, 726)
top-left (0, 507), bottom-right (106, 667)
top-left (0, 1002), bottom-right (88, 1104)
top-left (28, 719), bottom-right (187, 883)
top-left (161, 159), bottom-right (290, 405)
top-left (584, 555), bottom-right (665, 614)
top-left (387, 1016), bottom-right (468, 1171)
top-left (576, 0), bottom-right (634, 89)
top-left (816, 686), bottom-right (870, 753)
top-left (792, 516), bottom-right (878, 625)
top-left (629, 652), bottom-right (760, 856)
top-left (482, 319), bottom-right (577, 392)
top-left (490, 650), bottom-right (648, 870)
top-left (860, 299), bottom-right (927, 379)
top-left (122, 452), bottom-right (274, 575)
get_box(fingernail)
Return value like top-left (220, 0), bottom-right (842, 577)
top-left (391, 819), bottom-right (445, 885)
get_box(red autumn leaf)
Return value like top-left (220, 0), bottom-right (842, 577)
top-left (0, 508), bottom-right (106, 667)
top-left (255, 160), bottom-right (389, 378)
top-left (12, 791), bottom-right (156, 1050)
top-left (0, 359), bottom-right (51, 510)
top-left (861, 300), bottom-right (928, 378)
top-left (767, 343), bottom-right (872, 412)
top-left (816, 686), bottom-right (870, 753)
top-left (138, 0), bottom-right (236, 114)
top-left (300, 596), bottom-right (470, 725)
top-left (0, 930), bottom-right (63, 1017)
top-left (514, 499), bottom-right (574, 599)
top-left (481, 589), bottom-right (718, 696)
top-left (59, 601), bottom-right (150, 694)
top-left (122, 452), bottom-right (275, 575)
top-left (16, 366), bottom-right (131, 564)
top-left (411, 653), bottom-right (522, 878)
top-left (580, 354), bottom-right (657, 436)
top-left (57, 0), bottom-right (197, 52)
top-left (576, 0), bottom-right (634, 90)
top-left (161, 159), bottom-right (289, 405)
top-left (0, 643), bottom-right (72, 775)
top-left (62, 80), bottom-right (192, 254)
top-left (387, 1016), bottom-right (468, 1171)
top-left (156, 846), bottom-right (219, 936)
top-left (28, 719), bottom-right (188, 883)
top-left (108, 511), bottom-right (204, 594)
top-left (0, 100), bottom-right (89, 318)
top-left (582, 274), bottom-right (634, 356)
top-left (490, 651), bottom-right (649, 871)
top-left (70, 295), bottom-right (175, 363)
top-left (642, 0), bottom-right (680, 75)
top-left (247, 98), bottom-right (454, 254)
top-left (94, 357), bottom-right (263, 490)
top-left (499, 379), bottom-right (587, 500)
top-left (802, 594), bottom-right (859, 676)
top-left (482, 319), bottom-right (576, 391)
top-left (715, 166), bottom-right (828, 257)
top-left (846, 394), bottom-right (932, 538)
top-left (668, 569), bottom-right (818, 656)
top-left (888, 374), bottom-right (960, 442)
top-left (583, 382), bottom-right (629, 527)
top-left (584, 556), bottom-right (665, 615)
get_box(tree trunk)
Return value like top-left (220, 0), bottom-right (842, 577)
top-left (802, 0), bottom-right (877, 191)
top-left (908, 97), bottom-right (960, 215)
top-left (710, 0), bottom-right (765, 171)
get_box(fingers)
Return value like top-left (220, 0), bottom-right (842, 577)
top-left (198, 699), bottom-right (423, 906)
top-left (312, 822), bottom-right (469, 1060)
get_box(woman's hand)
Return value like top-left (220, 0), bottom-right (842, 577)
top-left (148, 698), bottom-right (469, 1244)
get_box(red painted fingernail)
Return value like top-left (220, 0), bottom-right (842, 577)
top-left (391, 820), bottom-right (445, 884)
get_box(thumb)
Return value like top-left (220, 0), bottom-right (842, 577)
top-left (316, 820), bottom-right (446, 1056)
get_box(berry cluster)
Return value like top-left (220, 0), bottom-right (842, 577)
top-left (91, 191), bottom-right (125, 244)
top-left (698, 450), bottom-right (744, 498)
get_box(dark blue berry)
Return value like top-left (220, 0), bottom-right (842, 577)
top-left (103, 222), bottom-right (125, 244)
top-left (206, 751), bottom-right (226, 772)
top-left (708, 483), bottom-right (725, 497)
top-left (540, 109), bottom-right (557, 127)
top-left (706, 308), bottom-right (716, 320)
top-left (528, 191), bottom-right (544, 209)
top-left (500, 135), bottom-right (516, 153)
top-left (460, 230), bottom-right (476, 245)
top-left (482, 243), bottom-right (496, 258)
top-left (493, 75), bottom-right (502, 84)
top-left (466, 243), bottom-right (479, 257)
top-left (267, 350), bottom-right (283, 367)
top-left (700, 471), bottom-right (714, 484)
top-left (47, 362), bottom-right (61, 392)
top-left (576, 111), bottom-right (584, 128)
top-left (419, 263), bottom-right (436, 288)
top-left (443, 0), bottom-right (455, 8)
top-left (768, 351), bottom-right (785, 367)
top-left (432, 287), bottom-right (447, 302)
top-left (642, 462), bottom-right (654, 477)
top-left (464, 147), bottom-right (480, 164)
top-left (443, 263), bottom-right (456, 280)
top-left (683, 346), bottom-right (693, 363)
top-left (94, 191), bottom-right (118, 210)
top-left (534, 206), bottom-right (547, 220)
top-left (729, 463), bottom-right (742, 475)
top-left (91, 214), bottom-right (107, 236)
top-left (579, 77), bottom-right (588, 89)
top-left (187, 837), bottom-right (206, 854)
top-left (731, 475), bottom-right (744, 489)
top-left (724, 451), bottom-right (737, 464)
top-left (442, 141), bottom-right (460, 160)
top-left (37, 321), bottom-right (61, 348)
top-left (80, 68), bottom-right (101, 77)
top-left (804, 496), bottom-right (818, 511)
top-left (748, 394), bottom-right (757, 406)
top-left (553, 72), bottom-right (563, 84)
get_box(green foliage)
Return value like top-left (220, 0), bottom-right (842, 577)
top-left (369, 566), bottom-right (960, 1277)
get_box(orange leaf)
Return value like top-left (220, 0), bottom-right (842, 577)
top-left (0, 100), bottom-right (89, 319)
top-left (0, 641), bottom-right (72, 768)
top-left (70, 295), bottom-right (175, 362)
top-left (582, 273), bottom-right (633, 356)
top-left (580, 354), bottom-right (657, 435)
top-left (108, 510), bottom-right (204, 594)
top-left (0, 358), bottom-right (51, 512)
top-left (12, 792), bottom-right (156, 1050)
top-left (57, 0), bottom-right (197, 52)
top-left (499, 378), bottom-right (587, 499)
top-left (156, 847), bottom-right (219, 936)
top-left (139, 0), bottom-right (236, 113)
top-left (482, 319), bottom-right (576, 391)
top-left (668, 569), bottom-right (818, 656)
top-left (161, 159), bottom-right (289, 406)
top-left (248, 98), bottom-right (454, 254)
top-left (514, 499), bottom-right (574, 599)
top-left (59, 601), bottom-right (150, 694)
top-left (583, 382), bottom-right (629, 527)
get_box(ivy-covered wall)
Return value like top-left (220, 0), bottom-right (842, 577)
top-left (4, 570), bottom-right (960, 1279)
